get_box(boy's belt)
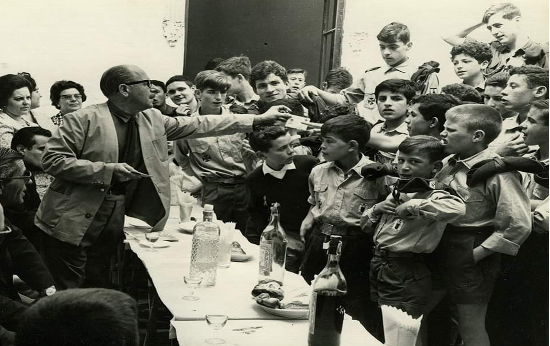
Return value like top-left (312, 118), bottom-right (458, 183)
top-left (204, 177), bottom-right (246, 185)
top-left (374, 247), bottom-right (418, 258)
top-left (445, 225), bottom-right (493, 234)
top-left (317, 223), bottom-right (363, 236)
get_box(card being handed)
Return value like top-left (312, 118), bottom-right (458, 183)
top-left (285, 116), bottom-right (308, 131)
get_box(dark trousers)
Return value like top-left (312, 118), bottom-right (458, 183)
top-left (487, 232), bottom-right (549, 346)
top-left (300, 227), bottom-right (383, 341)
top-left (40, 194), bottom-right (125, 290)
top-left (202, 182), bottom-right (249, 233)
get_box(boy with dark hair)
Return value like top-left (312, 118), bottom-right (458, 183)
top-left (151, 80), bottom-right (179, 116)
top-left (166, 75), bottom-right (198, 116)
top-left (450, 41), bottom-right (493, 92)
top-left (174, 70), bottom-right (252, 231)
top-left (216, 56), bottom-right (260, 113)
top-left (441, 83), bottom-right (483, 103)
top-left (250, 60), bottom-right (289, 103)
top-left (484, 72), bottom-right (516, 119)
top-left (287, 68), bottom-right (307, 94)
top-left (406, 94), bottom-right (462, 137)
top-left (492, 66), bottom-right (549, 156)
top-left (435, 104), bottom-right (531, 346)
top-left (299, 114), bottom-right (387, 337)
top-left (322, 67), bottom-right (353, 94)
top-left (371, 79), bottom-right (416, 164)
top-left (17, 288), bottom-right (139, 346)
top-left (299, 22), bottom-right (439, 125)
top-left (361, 136), bottom-right (465, 346)
top-left (443, 3), bottom-right (548, 75)
top-left (246, 126), bottom-right (318, 272)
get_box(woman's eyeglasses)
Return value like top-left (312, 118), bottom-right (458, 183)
top-left (60, 94), bottom-right (83, 100)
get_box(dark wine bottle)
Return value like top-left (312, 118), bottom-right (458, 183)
top-left (308, 235), bottom-right (347, 346)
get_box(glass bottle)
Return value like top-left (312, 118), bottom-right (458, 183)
top-left (258, 203), bottom-right (288, 285)
top-left (189, 204), bottom-right (220, 286)
top-left (308, 235), bottom-right (347, 346)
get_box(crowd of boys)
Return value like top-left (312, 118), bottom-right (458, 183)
top-left (0, 2), bottom-right (547, 345)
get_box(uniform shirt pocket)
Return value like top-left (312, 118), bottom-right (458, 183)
top-left (349, 188), bottom-right (378, 218)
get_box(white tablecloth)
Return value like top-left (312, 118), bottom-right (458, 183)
top-left (125, 206), bottom-right (311, 321)
top-left (172, 319), bottom-right (383, 346)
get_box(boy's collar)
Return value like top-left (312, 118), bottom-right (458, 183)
top-left (330, 155), bottom-right (373, 175)
top-left (449, 148), bottom-right (496, 169)
top-left (385, 58), bottom-right (410, 72)
top-left (197, 105), bottom-right (228, 116)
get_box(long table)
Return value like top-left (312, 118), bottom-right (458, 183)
top-left (124, 206), bottom-right (382, 345)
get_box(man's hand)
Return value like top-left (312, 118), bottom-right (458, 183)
top-left (473, 246), bottom-right (494, 264)
top-left (113, 163), bottom-right (147, 182)
top-left (495, 133), bottom-right (529, 157)
top-left (298, 85), bottom-right (320, 103)
top-left (253, 106), bottom-right (292, 127)
top-left (174, 104), bottom-right (192, 116)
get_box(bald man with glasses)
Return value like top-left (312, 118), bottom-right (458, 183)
top-left (35, 65), bottom-right (290, 289)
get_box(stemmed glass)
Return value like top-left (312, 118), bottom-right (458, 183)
top-left (144, 232), bottom-right (160, 252)
top-left (182, 276), bottom-right (202, 301)
top-left (205, 314), bottom-right (228, 344)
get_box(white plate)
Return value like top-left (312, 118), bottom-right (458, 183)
top-left (257, 304), bottom-right (309, 319)
top-left (231, 253), bottom-right (252, 262)
top-left (138, 240), bottom-right (170, 248)
top-left (177, 221), bottom-right (196, 234)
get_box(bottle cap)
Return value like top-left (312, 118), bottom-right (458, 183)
top-left (204, 204), bottom-right (214, 212)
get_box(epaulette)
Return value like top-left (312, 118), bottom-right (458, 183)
top-left (364, 67), bottom-right (382, 73)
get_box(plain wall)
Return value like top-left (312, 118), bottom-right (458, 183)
top-left (341, 0), bottom-right (549, 88)
top-left (184, 0), bottom-right (325, 86)
top-left (0, 0), bottom-right (186, 117)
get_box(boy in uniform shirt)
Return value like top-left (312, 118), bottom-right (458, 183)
top-left (361, 136), bottom-right (465, 346)
top-left (492, 66), bottom-right (549, 156)
top-left (246, 126), bottom-right (319, 272)
top-left (371, 79), bottom-right (415, 164)
top-left (299, 115), bottom-right (387, 338)
top-left (443, 3), bottom-right (548, 75)
top-left (174, 70), bottom-right (253, 231)
top-left (215, 56), bottom-right (260, 114)
top-left (450, 41), bottom-right (493, 93)
top-left (299, 22), bottom-right (439, 125)
top-left (435, 104), bottom-right (531, 346)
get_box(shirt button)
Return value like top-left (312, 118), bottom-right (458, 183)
top-left (85, 213), bottom-right (92, 218)
top-left (99, 188), bottom-right (105, 192)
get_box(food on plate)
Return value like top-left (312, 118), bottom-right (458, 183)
top-left (231, 241), bottom-right (246, 255)
top-left (255, 293), bottom-right (280, 309)
top-left (251, 279), bottom-right (284, 300)
top-left (279, 287), bottom-right (309, 310)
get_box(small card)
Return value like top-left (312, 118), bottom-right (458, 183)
top-left (285, 116), bottom-right (308, 131)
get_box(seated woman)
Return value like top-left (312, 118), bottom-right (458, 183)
top-left (17, 72), bottom-right (43, 125)
top-left (0, 75), bottom-right (37, 148)
top-left (49, 80), bottom-right (87, 126)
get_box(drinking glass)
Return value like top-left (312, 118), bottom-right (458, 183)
top-left (183, 276), bottom-right (202, 301)
top-left (144, 232), bottom-right (160, 252)
top-left (205, 314), bottom-right (228, 344)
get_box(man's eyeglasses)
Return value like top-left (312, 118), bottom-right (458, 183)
top-left (60, 94), bottom-right (83, 101)
top-left (123, 80), bottom-right (152, 88)
top-left (0, 171), bottom-right (32, 183)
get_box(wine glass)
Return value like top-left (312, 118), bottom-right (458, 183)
top-left (182, 276), bottom-right (202, 301)
top-left (205, 314), bottom-right (228, 344)
top-left (144, 232), bottom-right (160, 252)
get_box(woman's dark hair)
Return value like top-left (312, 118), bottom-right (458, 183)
top-left (50, 80), bottom-right (87, 109)
top-left (0, 74), bottom-right (32, 108)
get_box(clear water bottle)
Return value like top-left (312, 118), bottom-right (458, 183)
top-left (258, 203), bottom-right (288, 285)
top-left (308, 235), bottom-right (347, 346)
top-left (189, 204), bottom-right (220, 286)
